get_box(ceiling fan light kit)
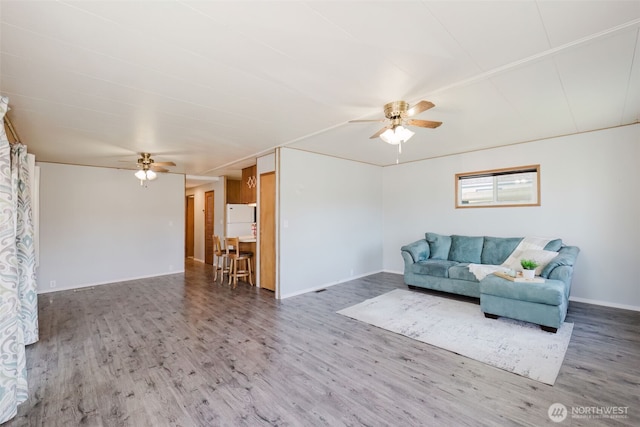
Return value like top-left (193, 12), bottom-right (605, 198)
top-left (135, 169), bottom-right (157, 182)
top-left (379, 125), bottom-right (415, 146)
top-left (133, 152), bottom-right (176, 187)
top-left (349, 100), bottom-right (442, 161)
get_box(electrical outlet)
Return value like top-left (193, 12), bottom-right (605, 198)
top-left (49, 280), bottom-right (56, 288)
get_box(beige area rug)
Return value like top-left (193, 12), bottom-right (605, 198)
top-left (337, 289), bottom-right (573, 385)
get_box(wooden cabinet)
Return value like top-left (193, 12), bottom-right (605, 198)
top-left (241, 165), bottom-right (257, 204)
top-left (227, 166), bottom-right (257, 205)
top-left (226, 179), bottom-right (242, 204)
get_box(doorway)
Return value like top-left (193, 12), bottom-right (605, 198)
top-left (259, 172), bottom-right (276, 292)
top-left (185, 195), bottom-right (195, 258)
top-left (204, 190), bottom-right (215, 264)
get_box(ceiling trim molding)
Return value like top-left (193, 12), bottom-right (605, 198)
top-left (381, 122), bottom-right (639, 168)
top-left (185, 174), bottom-right (220, 182)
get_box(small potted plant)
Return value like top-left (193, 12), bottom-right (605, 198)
top-left (520, 259), bottom-right (538, 279)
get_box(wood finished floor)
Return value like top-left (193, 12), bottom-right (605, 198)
top-left (5, 259), bottom-right (639, 426)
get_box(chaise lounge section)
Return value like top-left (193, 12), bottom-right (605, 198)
top-left (401, 233), bottom-right (580, 332)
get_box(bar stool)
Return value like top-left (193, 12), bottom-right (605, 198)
top-left (213, 236), bottom-right (229, 283)
top-left (225, 237), bottom-right (253, 288)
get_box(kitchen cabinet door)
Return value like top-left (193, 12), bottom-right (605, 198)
top-left (226, 179), bottom-right (242, 204)
top-left (242, 165), bottom-right (257, 204)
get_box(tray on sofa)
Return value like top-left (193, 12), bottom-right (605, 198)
top-left (493, 271), bottom-right (545, 283)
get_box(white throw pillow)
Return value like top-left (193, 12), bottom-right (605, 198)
top-left (503, 249), bottom-right (559, 275)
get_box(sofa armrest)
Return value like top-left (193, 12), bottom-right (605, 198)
top-left (541, 245), bottom-right (580, 278)
top-left (547, 265), bottom-right (573, 293)
top-left (401, 239), bottom-right (430, 264)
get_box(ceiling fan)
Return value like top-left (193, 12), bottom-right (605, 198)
top-left (349, 100), bottom-right (442, 156)
top-left (133, 152), bottom-right (176, 186)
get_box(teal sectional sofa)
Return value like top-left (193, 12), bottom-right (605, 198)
top-left (401, 233), bottom-right (580, 332)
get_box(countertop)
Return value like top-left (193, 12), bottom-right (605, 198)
top-left (238, 236), bottom-right (257, 243)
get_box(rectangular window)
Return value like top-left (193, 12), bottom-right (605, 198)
top-left (455, 165), bottom-right (540, 208)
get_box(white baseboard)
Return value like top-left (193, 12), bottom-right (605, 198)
top-left (193, 258), bottom-right (205, 263)
top-left (279, 269), bottom-right (384, 300)
top-left (37, 270), bottom-right (185, 294)
top-left (569, 296), bottom-right (640, 312)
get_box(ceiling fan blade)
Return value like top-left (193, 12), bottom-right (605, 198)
top-left (349, 119), bottom-right (386, 123)
top-left (152, 161), bottom-right (176, 167)
top-left (406, 119), bottom-right (442, 129)
top-left (406, 101), bottom-right (435, 117)
top-left (369, 126), bottom-right (390, 139)
top-left (150, 166), bottom-right (169, 173)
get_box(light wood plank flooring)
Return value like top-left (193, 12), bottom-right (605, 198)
top-left (5, 259), bottom-right (639, 426)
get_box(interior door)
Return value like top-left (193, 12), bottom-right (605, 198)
top-left (185, 196), bottom-right (195, 257)
top-left (259, 172), bottom-right (276, 292)
top-left (204, 190), bottom-right (214, 264)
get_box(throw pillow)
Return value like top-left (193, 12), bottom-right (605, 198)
top-left (448, 235), bottom-right (484, 264)
top-left (425, 232), bottom-right (452, 260)
top-left (481, 236), bottom-right (523, 265)
top-left (503, 249), bottom-right (559, 275)
top-left (544, 239), bottom-right (563, 252)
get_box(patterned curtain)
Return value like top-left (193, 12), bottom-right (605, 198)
top-left (0, 96), bottom-right (38, 424)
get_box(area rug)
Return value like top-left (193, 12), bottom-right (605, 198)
top-left (337, 289), bottom-right (573, 385)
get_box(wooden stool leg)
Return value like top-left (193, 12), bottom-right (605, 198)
top-left (247, 258), bottom-right (253, 286)
top-left (233, 262), bottom-right (239, 288)
top-left (233, 260), bottom-right (239, 288)
top-left (228, 259), bottom-right (234, 286)
top-left (218, 257), bottom-right (224, 283)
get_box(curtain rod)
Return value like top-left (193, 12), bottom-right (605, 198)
top-left (4, 114), bottom-right (21, 144)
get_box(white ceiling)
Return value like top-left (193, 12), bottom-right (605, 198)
top-left (1, 1), bottom-right (639, 181)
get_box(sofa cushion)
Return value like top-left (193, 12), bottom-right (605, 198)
top-left (480, 275), bottom-right (566, 306)
top-left (448, 264), bottom-right (478, 282)
top-left (411, 260), bottom-right (458, 278)
top-left (544, 239), bottom-right (563, 252)
top-left (481, 237), bottom-right (523, 265)
top-left (448, 235), bottom-right (483, 263)
top-left (425, 232), bottom-right (452, 260)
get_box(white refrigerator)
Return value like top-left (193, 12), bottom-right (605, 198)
top-left (226, 204), bottom-right (255, 237)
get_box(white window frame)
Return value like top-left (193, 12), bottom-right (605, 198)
top-left (455, 165), bottom-right (541, 209)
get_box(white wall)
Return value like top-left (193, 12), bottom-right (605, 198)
top-left (257, 152), bottom-right (275, 175)
top-left (383, 124), bottom-right (640, 310)
top-left (279, 148), bottom-right (383, 298)
top-left (37, 163), bottom-right (185, 293)
top-left (185, 178), bottom-right (225, 263)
